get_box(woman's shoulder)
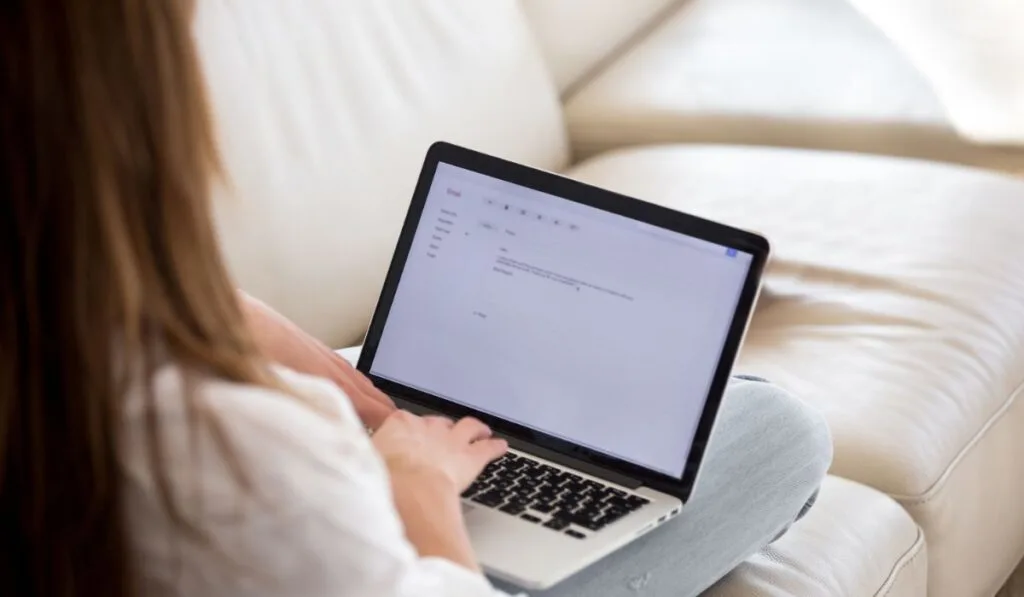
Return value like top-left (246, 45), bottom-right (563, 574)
top-left (129, 361), bottom-right (360, 435)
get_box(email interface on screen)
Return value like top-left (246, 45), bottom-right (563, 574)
top-left (370, 163), bottom-right (753, 477)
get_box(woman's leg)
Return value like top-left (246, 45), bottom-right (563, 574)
top-left (493, 378), bottom-right (833, 597)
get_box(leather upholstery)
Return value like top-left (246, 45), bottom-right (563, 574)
top-left (563, 0), bottom-right (1024, 173)
top-left (519, 0), bottom-right (685, 94)
top-left (569, 145), bottom-right (1024, 597)
top-left (999, 562), bottom-right (1024, 597)
top-left (196, 0), bottom-right (568, 346)
top-left (706, 477), bottom-right (926, 597)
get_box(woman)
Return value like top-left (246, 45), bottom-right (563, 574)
top-left (0, 2), bottom-right (831, 596)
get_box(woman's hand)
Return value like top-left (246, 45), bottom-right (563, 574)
top-left (240, 292), bottom-right (396, 429)
top-left (372, 411), bottom-right (507, 493)
top-left (372, 411), bottom-right (507, 571)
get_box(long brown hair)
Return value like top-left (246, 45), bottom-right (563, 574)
top-left (1, 2), bottom-right (272, 595)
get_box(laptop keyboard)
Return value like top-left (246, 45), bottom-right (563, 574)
top-left (461, 452), bottom-right (651, 539)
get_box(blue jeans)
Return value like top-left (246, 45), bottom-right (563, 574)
top-left (491, 377), bottom-right (833, 597)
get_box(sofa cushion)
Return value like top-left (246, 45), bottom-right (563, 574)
top-left (196, 0), bottom-right (568, 346)
top-left (563, 0), bottom-right (1024, 174)
top-left (568, 146), bottom-right (1024, 597)
top-left (519, 0), bottom-right (685, 94)
top-left (706, 476), bottom-right (926, 597)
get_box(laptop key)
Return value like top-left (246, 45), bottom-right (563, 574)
top-left (521, 514), bottom-right (542, 524)
top-left (626, 495), bottom-right (650, 509)
top-left (536, 495), bottom-right (558, 506)
top-left (507, 460), bottom-right (529, 472)
top-left (573, 505), bottom-right (598, 518)
top-left (462, 489), bottom-right (487, 500)
top-left (522, 491), bottom-right (542, 503)
top-left (531, 502), bottom-right (555, 514)
top-left (576, 518), bottom-right (602, 531)
top-left (606, 496), bottom-right (636, 511)
top-left (543, 517), bottom-right (571, 531)
top-left (602, 507), bottom-right (629, 524)
top-left (604, 496), bottom-right (631, 508)
top-left (574, 510), bottom-right (604, 525)
top-left (500, 503), bottom-right (527, 516)
top-left (551, 508), bottom-right (577, 521)
top-left (473, 492), bottom-right (506, 508)
top-left (565, 530), bottom-right (586, 540)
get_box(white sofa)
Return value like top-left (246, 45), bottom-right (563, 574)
top-left (197, 1), bottom-right (1024, 595)
top-left (534, 0), bottom-right (1024, 175)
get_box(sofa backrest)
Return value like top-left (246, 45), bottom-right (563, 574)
top-left (520, 0), bottom-right (686, 93)
top-left (196, 0), bottom-right (568, 346)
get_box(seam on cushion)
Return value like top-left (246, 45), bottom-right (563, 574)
top-left (876, 527), bottom-right (927, 597)
top-left (888, 376), bottom-right (1024, 505)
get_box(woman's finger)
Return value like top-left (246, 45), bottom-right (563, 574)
top-left (321, 353), bottom-right (397, 426)
top-left (357, 398), bottom-right (397, 431)
top-left (423, 415), bottom-right (454, 429)
top-left (351, 367), bottom-right (390, 402)
top-left (470, 438), bottom-right (508, 468)
top-left (330, 348), bottom-right (392, 404)
top-left (452, 417), bottom-right (492, 444)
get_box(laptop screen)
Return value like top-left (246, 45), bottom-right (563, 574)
top-left (369, 162), bottom-right (753, 477)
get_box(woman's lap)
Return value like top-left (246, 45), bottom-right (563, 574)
top-left (491, 378), bottom-right (833, 597)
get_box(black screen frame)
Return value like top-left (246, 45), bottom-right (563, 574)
top-left (357, 141), bottom-right (770, 502)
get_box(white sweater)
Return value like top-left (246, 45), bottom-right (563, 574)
top-left (122, 364), bottom-right (514, 597)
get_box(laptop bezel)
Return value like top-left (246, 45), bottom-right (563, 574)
top-left (357, 141), bottom-right (770, 502)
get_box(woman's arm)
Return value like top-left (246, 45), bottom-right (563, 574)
top-left (371, 411), bottom-right (507, 572)
top-left (389, 469), bottom-right (480, 572)
top-left (239, 291), bottom-right (396, 428)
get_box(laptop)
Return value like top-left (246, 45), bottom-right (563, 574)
top-left (356, 141), bottom-right (770, 589)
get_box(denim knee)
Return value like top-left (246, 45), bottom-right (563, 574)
top-left (724, 378), bottom-right (834, 497)
top-left (726, 380), bottom-right (833, 543)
